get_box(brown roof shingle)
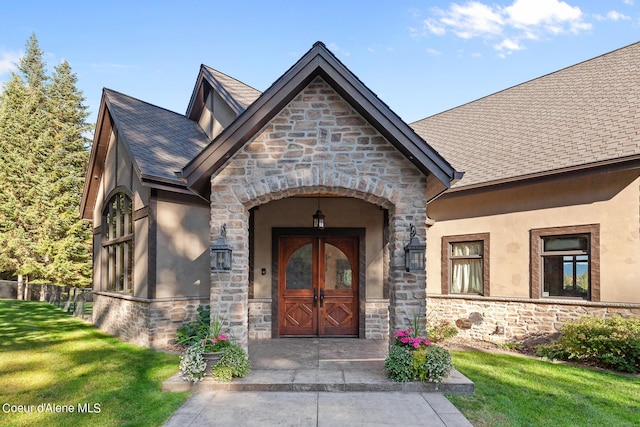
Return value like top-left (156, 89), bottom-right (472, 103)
top-left (202, 66), bottom-right (262, 111)
top-left (104, 89), bottom-right (210, 185)
top-left (410, 41), bottom-right (640, 190)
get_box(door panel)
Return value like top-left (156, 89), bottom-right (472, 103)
top-left (278, 234), bottom-right (358, 337)
top-left (319, 238), bottom-right (358, 336)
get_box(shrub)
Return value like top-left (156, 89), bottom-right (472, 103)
top-left (385, 326), bottom-right (454, 384)
top-left (179, 342), bottom-right (207, 382)
top-left (384, 345), bottom-right (414, 382)
top-left (536, 315), bottom-right (640, 373)
top-left (176, 305), bottom-right (211, 346)
top-left (424, 345), bottom-right (453, 383)
top-left (212, 344), bottom-right (251, 382)
top-left (427, 319), bottom-right (459, 343)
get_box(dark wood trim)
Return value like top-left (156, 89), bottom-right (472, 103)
top-left (248, 207), bottom-right (257, 299)
top-left (147, 189), bottom-right (158, 300)
top-left (441, 233), bottom-right (490, 296)
top-left (271, 227), bottom-right (366, 338)
top-left (530, 224), bottom-right (600, 302)
top-left (133, 206), bottom-right (149, 221)
top-left (382, 209), bottom-right (389, 300)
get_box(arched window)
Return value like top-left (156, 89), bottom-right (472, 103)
top-left (103, 192), bottom-right (133, 293)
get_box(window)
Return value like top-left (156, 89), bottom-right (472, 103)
top-left (442, 234), bottom-right (489, 295)
top-left (531, 225), bottom-right (599, 301)
top-left (102, 192), bottom-right (133, 293)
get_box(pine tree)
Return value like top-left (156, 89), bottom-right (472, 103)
top-left (44, 60), bottom-right (92, 286)
top-left (0, 33), bottom-right (92, 286)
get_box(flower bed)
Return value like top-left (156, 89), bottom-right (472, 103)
top-left (384, 327), bottom-right (453, 384)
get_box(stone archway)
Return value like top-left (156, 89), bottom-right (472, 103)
top-left (208, 77), bottom-right (429, 351)
top-left (210, 175), bottom-right (426, 351)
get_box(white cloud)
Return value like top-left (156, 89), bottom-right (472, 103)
top-left (494, 38), bottom-right (524, 53)
top-left (594, 10), bottom-right (631, 21)
top-left (505, 0), bottom-right (583, 29)
top-left (327, 43), bottom-right (350, 57)
top-left (426, 47), bottom-right (442, 56)
top-left (431, 1), bottom-right (504, 39)
top-left (623, 0), bottom-right (634, 5)
top-left (418, 0), bottom-right (594, 56)
top-left (0, 51), bottom-right (21, 76)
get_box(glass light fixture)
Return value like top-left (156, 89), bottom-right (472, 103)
top-left (312, 198), bottom-right (325, 230)
top-left (211, 224), bottom-right (232, 271)
top-left (404, 224), bottom-right (425, 272)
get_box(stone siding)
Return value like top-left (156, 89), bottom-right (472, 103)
top-left (93, 292), bottom-right (207, 348)
top-left (248, 299), bottom-right (272, 339)
top-left (429, 295), bottom-right (640, 343)
top-left (365, 299), bottom-right (390, 339)
top-left (210, 77), bottom-right (429, 349)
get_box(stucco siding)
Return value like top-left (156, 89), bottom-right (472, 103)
top-left (155, 193), bottom-right (211, 299)
top-left (427, 169), bottom-right (640, 303)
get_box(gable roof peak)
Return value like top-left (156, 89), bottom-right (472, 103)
top-left (183, 41), bottom-right (460, 197)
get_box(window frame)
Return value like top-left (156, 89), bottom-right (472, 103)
top-left (441, 233), bottom-right (490, 296)
top-left (102, 189), bottom-right (134, 294)
top-left (530, 224), bottom-right (600, 301)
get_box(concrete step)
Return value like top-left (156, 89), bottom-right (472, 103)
top-left (162, 367), bottom-right (475, 394)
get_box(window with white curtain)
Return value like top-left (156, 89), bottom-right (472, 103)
top-left (442, 233), bottom-right (489, 296)
top-left (450, 241), bottom-right (484, 294)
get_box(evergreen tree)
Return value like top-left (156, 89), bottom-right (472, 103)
top-left (0, 33), bottom-right (92, 286)
top-left (44, 60), bottom-right (92, 286)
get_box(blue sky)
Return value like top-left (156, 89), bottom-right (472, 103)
top-left (1, 0), bottom-right (638, 126)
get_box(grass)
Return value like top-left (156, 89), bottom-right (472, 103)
top-left (0, 299), bottom-right (190, 427)
top-left (447, 350), bottom-right (640, 427)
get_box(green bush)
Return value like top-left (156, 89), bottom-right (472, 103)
top-left (427, 319), bottom-right (459, 343)
top-left (212, 344), bottom-right (251, 382)
top-left (536, 315), bottom-right (640, 373)
top-left (385, 344), bottom-right (453, 383)
top-left (175, 305), bottom-right (211, 346)
top-left (384, 345), bottom-right (414, 382)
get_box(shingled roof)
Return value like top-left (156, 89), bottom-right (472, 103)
top-left (103, 89), bottom-right (210, 185)
top-left (411, 41), bottom-right (640, 191)
top-left (202, 66), bottom-right (262, 111)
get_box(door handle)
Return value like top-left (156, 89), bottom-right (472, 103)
top-left (320, 288), bottom-right (324, 307)
top-left (313, 288), bottom-right (318, 307)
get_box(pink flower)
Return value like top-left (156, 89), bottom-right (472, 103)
top-left (400, 337), bottom-right (411, 344)
top-left (413, 341), bottom-right (421, 348)
top-left (217, 334), bottom-right (229, 341)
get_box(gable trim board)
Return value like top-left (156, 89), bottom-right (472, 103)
top-left (81, 41), bottom-right (640, 349)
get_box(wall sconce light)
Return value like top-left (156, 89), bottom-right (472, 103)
top-left (312, 198), bottom-right (325, 230)
top-left (404, 224), bottom-right (425, 272)
top-left (211, 224), bottom-right (232, 271)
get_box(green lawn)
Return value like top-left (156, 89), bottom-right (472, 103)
top-left (0, 299), bottom-right (189, 427)
top-left (448, 350), bottom-right (640, 427)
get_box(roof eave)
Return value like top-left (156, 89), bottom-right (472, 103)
top-left (441, 155), bottom-right (640, 197)
top-left (80, 90), bottom-right (111, 220)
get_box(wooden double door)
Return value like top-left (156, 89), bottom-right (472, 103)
top-left (278, 234), bottom-right (359, 337)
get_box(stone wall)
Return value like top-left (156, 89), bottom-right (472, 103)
top-left (429, 295), bottom-right (640, 343)
top-left (365, 299), bottom-right (390, 339)
top-left (210, 76), bottom-right (429, 349)
top-left (248, 299), bottom-right (272, 339)
top-left (93, 292), bottom-right (207, 348)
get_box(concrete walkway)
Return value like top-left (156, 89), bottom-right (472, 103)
top-left (162, 338), bottom-right (474, 426)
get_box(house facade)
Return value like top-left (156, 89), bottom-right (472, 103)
top-left (81, 41), bottom-right (640, 350)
